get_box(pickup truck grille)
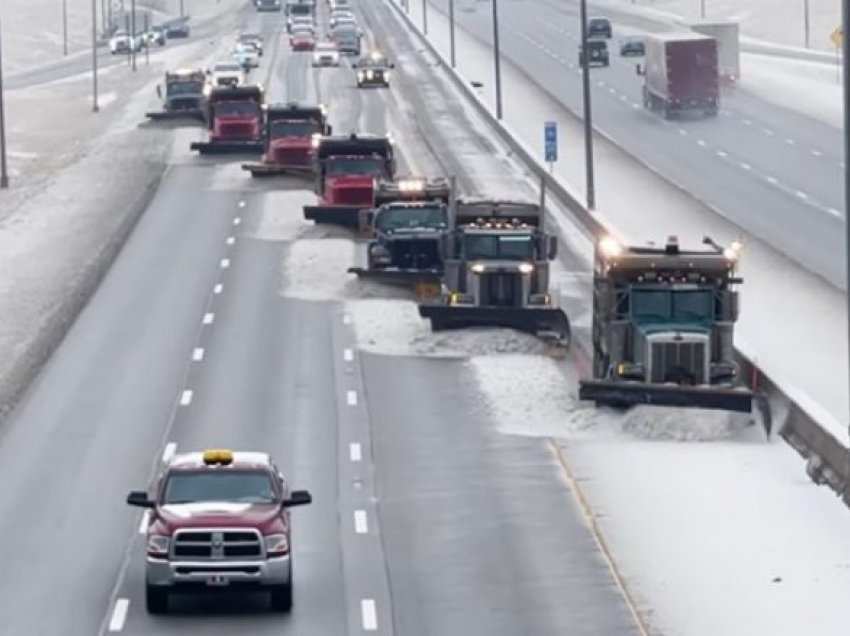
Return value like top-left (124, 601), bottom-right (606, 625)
top-left (648, 336), bottom-right (708, 385)
top-left (171, 529), bottom-right (264, 560)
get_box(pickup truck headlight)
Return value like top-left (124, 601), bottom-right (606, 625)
top-left (265, 533), bottom-right (289, 556)
top-left (147, 534), bottom-right (170, 557)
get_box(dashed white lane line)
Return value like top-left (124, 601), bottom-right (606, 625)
top-left (226, 236), bottom-right (235, 246)
top-left (354, 510), bottom-right (369, 534)
top-left (716, 150), bottom-right (727, 158)
top-left (162, 442), bottom-right (177, 463)
top-left (361, 599), bottom-right (378, 631)
top-left (763, 128), bottom-right (774, 136)
top-left (107, 598), bottom-right (129, 632)
top-left (180, 390), bottom-right (193, 406)
top-left (742, 118), bottom-right (752, 125)
top-left (346, 390), bottom-right (358, 406)
top-left (811, 149), bottom-right (822, 157)
top-left (766, 175), bottom-right (779, 185)
top-left (238, 200), bottom-right (246, 208)
top-left (220, 258), bottom-right (230, 269)
top-left (678, 128), bottom-right (688, 136)
top-left (350, 442), bottom-right (362, 462)
top-left (138, 510), bottom-right (150, 534)
top-left (344, 348), bottom-right (354, 362)
top-left (192, 347), bottom-right (205, 362)
top-left (827, 207), bottom-right (843, 218)
top-left (233, 217), bottom-right (242, 226)
top-left (785, 138), bottom-right (796, 146)
top-left (203, 312), bottom-right (215, 325)
top-left (213, 283), bottom-right (223, 295)
top-left (696, 139), bottom-right (707, 147)
top-left (741, 162), bottom-right (752, 171)
top-left (342, 313), bottom-right (352, 324)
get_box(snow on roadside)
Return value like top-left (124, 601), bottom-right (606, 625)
top-left (282, 239), bottom-right (357, 300)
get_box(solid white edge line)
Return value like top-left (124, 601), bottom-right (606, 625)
top-left (108, 598), bottom-right (130, 632)
top-left (342, 313), bottom-right (351, 324)
top-left (138, 510), bottom-right (150, 534)
top-left (162, 442), bottom-right (177, 463)
top-left (827, 208), bottom-right (842, 218)
top-left (349, 442), bottom-right (362, 462)
top-left (361, 598), bottom-right (378, 631)
top-left (344, 348), bottom-right (354, 362)
top-left (213, 284), bottom-right (223, 295)
top-left (346, 390), bottom-right (358, 406)
top-left (354, 510), bottom-right (369, 534)
top-left (766, 176), bottom-right (779, 185)
top-left (192, 348), bottom-right (205, 361)
top-left (180, 390), bottom-right (193, 406)
top-left (203, 312), bottom-right (215, 325)
top-left (220, 258), bottom-right (230, 269)
top-left (796, 191), bottom-right (809, 200)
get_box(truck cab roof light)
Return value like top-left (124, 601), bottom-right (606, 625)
top-left (203, 449), bottom-right (234, 465)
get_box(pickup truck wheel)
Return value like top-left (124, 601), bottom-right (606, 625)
top-left (145, 584), bottom-right (169, 614)
top-left (268, 582), bottom-right (293, 612)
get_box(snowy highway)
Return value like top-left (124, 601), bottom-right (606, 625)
top-left (426, 0), bottom-right (846, 288)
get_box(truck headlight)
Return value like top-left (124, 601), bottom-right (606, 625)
top-left (470, 263), bottom-right (485, 273)
top-left (518, 262), bottom-right (534, 274)
top-left (370, 244), bottom-right (391, 263)
top-left (265, 533), bottom-right (289, 556)
top-left (366, 70), bottom-right (374, 79)
top-left (147, 534), bottom-right (170, 557)
top-left (357, 71), bottom-right (365, 80)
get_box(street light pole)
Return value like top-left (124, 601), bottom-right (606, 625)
top-left (422, 0), bottom-right (428, 35)
top-left (63, 0), bottom-right (69, 55)
top-left (92, 0), bottom-right (99, 112)
top-left (492, 0), bottom-right (503, 119)
top-left (579, 0), bottom-right (595, 209)
top-left (0, 12), bottom-right (8, 188)
top-left (449, 0), bottom-right (456, 68)
top-left (804, 0), bottom-right (811, 48)
top-left (130, 0), bottom-right (137, 71)
top-left (700, 0), bottom-right (705, 19)
top-left (841, 0), bottom-right (850, 499)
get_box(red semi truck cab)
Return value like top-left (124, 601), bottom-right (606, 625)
top-left (264, 102), bottom-right (331, 167)
top-left (127, 449), bottom-right (312, 614)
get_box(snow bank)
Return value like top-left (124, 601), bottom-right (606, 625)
top-left (281, 239), bottom-right (357, 300)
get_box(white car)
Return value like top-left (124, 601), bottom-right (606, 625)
top-left (232, 43), bottom-right (260, 68)
top-left (208, 61), bottom-right (245, 87)
top-left (109, 30), bottom-right (142, 54)
top-left (287, 16), bottom-right (315, 33)
top-left (329, 11), bottom-right (356, 28)
top-left (312, 42), bottom-right (340, 67)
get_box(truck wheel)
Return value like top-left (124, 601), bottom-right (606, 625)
top-left (662, 103), bottom-right (672, 120)
top-left (145, 584), bottom-right (169, 614)
top-left (642, 87), bottom-right (650, 109)
top-left (269, 582), bottom-right (293, 612)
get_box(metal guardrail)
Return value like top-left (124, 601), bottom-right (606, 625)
top-left (385, 0), bottom-right (850, 505)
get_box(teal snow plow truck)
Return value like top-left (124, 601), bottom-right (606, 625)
top-left (146, 69), bottom-right (207, 121)
top-left (417, 198), bottom-right (570, 344)
top-left (579, 235), bottom-right (753, 413)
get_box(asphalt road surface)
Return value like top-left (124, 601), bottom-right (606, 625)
top-left (0, 2), bottom-right (643, 635)
top-left (426, 0), bottom-right (845, 288)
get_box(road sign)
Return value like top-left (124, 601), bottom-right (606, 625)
top-left (544, 121), bottom-right (557, 163)
top-left (830, 25), bottom-right (843, 49)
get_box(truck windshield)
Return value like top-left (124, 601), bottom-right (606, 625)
top-left (215, 102), bottom-right (260, 117)
top-left (290, 5), bottom-right (312, 15)
top-left (325, 157), bottom-right (385, 176)
top-left (269, 120), bottom-right (319, 138)
top-left (463, 234), bottom-right (534, 260)
top-left (163, 471), bottom-right (276, 504)
top-left (376, 206), bottom-right (447, 230)
top-left (167, 81), bottom-right (201, 96)
top-left (631, 289), bottom-right (713, 322)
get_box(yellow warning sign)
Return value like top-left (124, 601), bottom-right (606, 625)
top-left (830, 25), bottom-right (843, 49)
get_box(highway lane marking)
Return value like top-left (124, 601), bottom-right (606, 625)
top-left (347, 390), bottom-right (358, 406)
top-left (213, 284), bottom-right (223, 295)
top-left (811, 149), bottom-right (822, 157)
top-left (220, 258), bottom-right (230, 269)
top-left (827, 207), bottom-right (843, 218)
top-left (785, 138), bottom-right (796, 146)
top-left (238, 200), bottom-right (246, 208)
top-left (796, 190), bottom-right (809, 200)
top-left (203, 312), bottom-right (215, 325)
top-left (766, 175), bottom-right (779, 185)
top-left (740, 162), bottom-right (752, 171)
top-left (350, 442), bottom-right (362, 462)
top-left (361, 599), bottom-right (378, 631)
top-left (678, 128), bottom-right (688, 136)
top-left (762, 128), bottom-right (774, 136)
top-left (696, 139), bottom-right (706, 147)
top-left (192, 347), bottom-right (205, 362)
top-left (742, 118), bottom-right (752, 125)
top-left (107, 598), bottom-right (129, 632)
top-left (138, 510), bottom-right (150, 534)
top-left (162, 442), bottom-right (177, 463)
top-left (343, 313), bottom-right (352, 324)
top-left (596, 80), bottom-right (605, 87)
top-left (344, 348), bottom-right (354, 362)
top-left (631, 102), bottom-right (640, 109)
top-left (608, 87), bottom-right (616, 94)
top-left (354, 510), bottom-right (369, 534)
top-left (180, 390), bottom-right (193, 406)
top-left (226, 236), bottom-right (236, 246)
top-left (716, 150), bottom-right (727, 158)
top-left (233, 217), bottom-right (242, 226)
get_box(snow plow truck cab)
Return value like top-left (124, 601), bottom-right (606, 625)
top-left (147, 69), bottom-right (207, 121)
top-left (417, 198), bottom-right (570, 344)
top-left (578, 235), bottom-right (756, 415)
top-left (242, 102), bottom-right (332, 176)
top-left (302, 133), bottom-right (395, 228)
top-left (190, 85), bottom-right (265, 155)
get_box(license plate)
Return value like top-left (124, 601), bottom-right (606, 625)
top-left (206, 575), bottom-right (230, 587)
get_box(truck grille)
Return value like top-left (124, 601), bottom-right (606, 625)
top-left (389, 239), bottom-right (440, 269)
top-left (171, 529), bottom-right (264, 560)
top-left (479, 271), bottom-right (522, 307)
top-left (272, 147), bottom-right (309, 165)
top-left (171, 97), bottom-right (199, 111)
top-left (648, 336), bottom-right (708, 384)
top-left (334, 185), bottom-right (373, 205)
top-left (218, 123), bottom-right (255, 139)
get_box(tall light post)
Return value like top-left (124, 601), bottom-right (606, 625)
top-left (0, 12), bottom-right (8, 188)
top-left (130, 0), bottom-right (137, 71)
top-left (700, 0), bottom-right (705, 19)
top-left (449, 0), bottom-right (456, 68)
top-left (92, 0), bottom-right (99, 112)
top-left (579, 0), bottom-right (595, 209)
top-left (63, 0), bottom-right (69, 55)
top-left (491, 0), bottom-right (503, 119)
top-left (841, 0), bottom-right (850, 498)
top-left (422, 0), bottom-right (428, 35)
top-left (803, 0), bottom-right (810, 48)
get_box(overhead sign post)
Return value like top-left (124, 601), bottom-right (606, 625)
top-left (544, 121), bottom-right (557, 173)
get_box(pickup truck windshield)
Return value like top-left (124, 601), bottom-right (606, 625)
top-left (325, 157), bottom-right (384, 176)
top-left (464, 234), bottom-right (535, 260)
top-left (377, 206), bottom-right (447, 230)
top-left (269, 120), bottom-right (319, 138)
top-left (163, 471), bottom-right (276, 504)
top-left (631, 289), bottom-right (713, 322)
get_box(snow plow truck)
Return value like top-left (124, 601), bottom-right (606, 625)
top-left (146, 69), bottom-right (207, 121)
top-left (190, 85), bottom-right (265, 155)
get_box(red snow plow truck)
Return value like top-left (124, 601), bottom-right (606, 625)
top-left (242, 102), bottom-right (332, 177)
top-left (302, 133), bottom-right (395, 228)
top-left (190, 85), bottom-right (265, 155)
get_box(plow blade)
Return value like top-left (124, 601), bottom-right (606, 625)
top-left (303, 205), bottom-right (364, 229)
top-left (348, 267), bottom-right (442, 288)
top-left (190, 140), bottom-right (264, 155)
top-left (418, 305), bottom-right (571, 342)
top-left (146, 111), bottom-right (205, 122)
top-left (578, 380), bottom-right (753, 413)
top-left (242, 162), bottom-right (313, 177)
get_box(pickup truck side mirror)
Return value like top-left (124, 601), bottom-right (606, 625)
top-left (282, 490), bottom-right (312, 508)
top-left (156, 85), bottom-right (162, 99)
top-left (127, 491), bottom-right (156, 508)
top-left (635, 63), bottom-right (645, 76)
